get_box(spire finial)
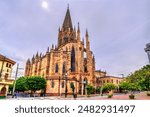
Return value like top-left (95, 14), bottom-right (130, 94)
top-left (67, 4), bottom-right (69, 9)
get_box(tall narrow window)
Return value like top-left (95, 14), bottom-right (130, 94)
top-left (71, 46), bottom-right (75, 72)
top-left (62, 81), bottom-right (64, 88)
top-left (55, 63), bottom-right (59, 73)
top-left (51, 81), bottom-right (55, 88)
top-left (62, 62), bottom-right (66, 73)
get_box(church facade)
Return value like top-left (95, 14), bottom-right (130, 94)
top-left (25, 7), bottom-right (123, 96)
top-left (25, 7), bottom-right (96, 95)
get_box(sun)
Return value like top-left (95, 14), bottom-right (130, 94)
top-left (42, 1), bottom-right (48, 9)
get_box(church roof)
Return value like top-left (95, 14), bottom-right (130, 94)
top-left (62, 6), bottom-right (73, 31)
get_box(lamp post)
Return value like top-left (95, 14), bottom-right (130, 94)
top-left (82, 80), bottom-right (87, 95)
top-left (12, 64), bottom-right (24, 98)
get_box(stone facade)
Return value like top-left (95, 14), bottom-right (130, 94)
top-left (25, 7), bottom-right (123, 96)
top-left (0, 54), bottom-right (16, 96)
top-left (25, 7), bottom-right (95, 95)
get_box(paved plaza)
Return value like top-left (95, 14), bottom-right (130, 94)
top-left (3, 91), bottom-right (150, 100)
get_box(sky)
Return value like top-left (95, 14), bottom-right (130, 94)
top-left (0, 0), bottom-right (150, 78)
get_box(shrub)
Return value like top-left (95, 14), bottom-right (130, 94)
top-left (147, 92), bottom-right (150, 96)
top-left (129, 94), bottom-right (135, 99)
top-left (108, 94), bottom-right (113, 98)
top-left (86, 85), bottom-right (94, 97)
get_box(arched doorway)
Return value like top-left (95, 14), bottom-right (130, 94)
top-left (1, 87), bottom-right (6, 94)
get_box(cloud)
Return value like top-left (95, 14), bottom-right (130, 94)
top-left (0, 0), bottom-right (149, 77)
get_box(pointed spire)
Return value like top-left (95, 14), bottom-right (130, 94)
top-left (77, 22), bottom-right (80, 33)
top-left (62, 5), bottom-right (73, 31)
top-left (32, 55), bottom-right (35, 62)
top-left (47, 47), bottom-right (49, 53)
top-left (40, 53), bottom-right (42, 58)
top-left (36, 51), bottom-right (39, 58)
top-left (52, 44), bottom-right (54, 49)
top-left (26, 58), bottom-right (30, 64)
top-left (86, 29), bottom-right (89, 37)
top-left (74, 26), bottom-right (76, 31)
top-left (82, 38), bottom-right (84, 44)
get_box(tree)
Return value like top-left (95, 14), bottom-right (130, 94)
top-left (27, 76), bottom-right (46, 94)
top-left (127, 65), bottom-right (150, 91)
top-left (70, 82), bottom-right (75, 95)
top-left (8, 84), bottom-right (13, 94)
top-left (119, 81), bottom-right (130, 93)
top-left (86, 84), bottom-right (94, 96)
top-left (103, 83), bottom-right (116, 92)
top-left (15, 76), bottom-right (28, 92)
top-left (102, 83), bottom-right (116, 98)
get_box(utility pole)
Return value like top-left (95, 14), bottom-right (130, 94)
top-left (12, 63), bottom-right (19, 98)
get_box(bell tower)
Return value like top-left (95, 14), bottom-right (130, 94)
top-left (58, 6), bottom-right (76, 47)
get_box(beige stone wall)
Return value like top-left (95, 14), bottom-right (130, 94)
top-left (0, 57), bottom-right (15, 96)
top-left (96, 76), bottom-right (123, 87)
top-left (0, 61), bottom-right (13, 80)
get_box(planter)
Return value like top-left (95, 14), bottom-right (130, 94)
top-left (86, 95), bottom-right (90, 97)
top-left (108, 94), bottom-right (113, 98)
top-left (129, 94), bottom-right (135, 99)
top-left (0, 94), bottom-right (6, 99)
top-left (147, 92), bottom-right (150, 96)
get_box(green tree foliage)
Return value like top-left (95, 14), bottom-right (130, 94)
top-left (26, 76), bottom-right (46, 93)
top-left (15, 76), bottom-right (28, 92)
top-left (119, 81), bottom-right (130, 91)
top-left (103, 83), bottom-right (116, 92)
top-left (70, 82), bottom-right (75, 94)
top-left (127, 65), bottom-right (150, 91)
top-left (86, 84), bottom-right (94, 96)
top-left (14, 76), bottom-right (46, 93)
top-left (9, 84), bottom-right (13, 93)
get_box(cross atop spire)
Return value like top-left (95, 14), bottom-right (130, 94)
top-left (62, 5), bottom-right (73, 31)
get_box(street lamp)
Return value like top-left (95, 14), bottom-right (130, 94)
top-left (12, 63), bottom-right (24, 98)
top-left (82, 80), bottom-right (87, 95)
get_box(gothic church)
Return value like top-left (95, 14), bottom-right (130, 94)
top-left (25, 7), bottom-right (98, 95)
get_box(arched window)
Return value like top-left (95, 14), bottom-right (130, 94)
top-left (64, 37), bottom-right (68, 43)
top-left (84, 65), bottom-right (87, 72)
top-left (71, 46), bottom-right (75, 72)
top-left (6, 63), bottom-right (8, 67)
top-left (51, 81), bottom-right (55, 88)
top-left (55, 63), bottom-right (59, 73)
top-left (62, 81), bottom-right (64, 88)
top-left (62, 62), bottom-right (66, 73)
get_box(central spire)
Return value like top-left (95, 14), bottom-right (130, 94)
top-left (62, 5), bottom-right (73, 31)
